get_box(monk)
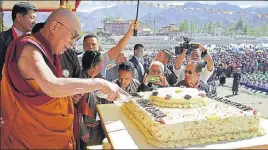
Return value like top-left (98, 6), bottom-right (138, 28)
top-left (1, 8), bottom-right (122, 149)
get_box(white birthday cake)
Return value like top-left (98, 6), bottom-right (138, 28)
top-left (149, 87), bottom-right (207, 108)
top-left (121, 87), bottom-right (265, 148)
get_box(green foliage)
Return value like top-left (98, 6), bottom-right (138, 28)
top-left (235, 17), bottom-right (243, 31)
top-left (176, 18), bottom-right (268, 36)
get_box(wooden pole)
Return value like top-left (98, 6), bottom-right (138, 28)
top-left (60, 0), bottom-right (65, 6)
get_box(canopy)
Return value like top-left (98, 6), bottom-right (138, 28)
top-left (2, 0), bottom-right (81, 12)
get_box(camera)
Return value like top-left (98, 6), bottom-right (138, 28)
top-left (147, 75), bottom-right (162, 83)
top-left (175, 36), bottom-right (199, 55)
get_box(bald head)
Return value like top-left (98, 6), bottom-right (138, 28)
top-left (46, 8), bottom-right (80, 32)
top-left (41, 8), bottom-right (81, 54)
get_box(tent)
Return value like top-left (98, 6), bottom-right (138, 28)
top-left (0, 0), bottom-right (81, 32)
top-left (256, 43), bottom-right (268, 49)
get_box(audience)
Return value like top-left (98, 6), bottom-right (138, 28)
top-left (155, 49), bottom-right (178, 86)
top-left (80, 20), bottom-right (139, 78)
top-left (113, 61), bottom-right (140, 93)
top-left (138, 61), bottom-right (169, 92)
top-left (173, 44), bottom-right (214, 83)
top-left (0, 2), bottom-right (37, 81)
top-left (106, 53), bottom-right (127, 82)
top-left (175, 62), bottom-right (210, 94)
top-left (129, 44), bottom-right (145, 82)
top-left (80, 51), bottom-right (113, 148)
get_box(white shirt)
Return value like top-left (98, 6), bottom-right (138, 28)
top-left (134, 56), bottom-right (145, 75)
top-left (13, 26), bottom-right (24, 37)
top-left (173, 65), bottom-right (213, 83)
top-left (100, 51), bottom-right (112, 77)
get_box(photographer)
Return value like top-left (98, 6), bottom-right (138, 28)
top-left (174, 43), bottom-right (214, 83)
top-left (138, 61), bottom-right (169, 92)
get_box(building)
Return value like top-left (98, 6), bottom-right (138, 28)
top-left (104, 18), bottom-right (131, 35)
top-left (161, 24), bottom-right (179, 32)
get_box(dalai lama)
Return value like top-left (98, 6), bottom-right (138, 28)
top-left (0, 8), bottom-right (123, 149)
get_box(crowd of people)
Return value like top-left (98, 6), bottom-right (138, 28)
top-left (240, 72), bottom-right (268, 93)
top-left (0, 2), bottom-right (267, 149)
top-left (212, 51), bottom-right (268, 77)
top-left (211, 51), bottom-right (268, 94)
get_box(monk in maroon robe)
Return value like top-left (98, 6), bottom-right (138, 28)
top-left (1, 8), bottom-right (122, 149)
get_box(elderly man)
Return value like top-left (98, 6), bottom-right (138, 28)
top-left (113, 61), bottom-right (140, 93)
top-left (80, 51), bottom-right (113, 148)
top-left (1, 8), bottom-right (122, 149)
top-left (174, 44), bottom-right (214, 83)
top-left (0, 2), bottom-right (36, 81)
top-left (106, 52), bottom-right (127, 82)
top-left (138, 61), bottom-right (169, 92)
top-left (155, 49), bottom-right (178, 86)
top-left (81, 21), bottom-right (139, 78)
top-left (174, 62), bottom-right (210, 93)
top-left (32, 22), bottom-right (89, 149)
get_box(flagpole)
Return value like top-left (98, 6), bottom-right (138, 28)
top-left (133, 0), bottom-right (140, 36)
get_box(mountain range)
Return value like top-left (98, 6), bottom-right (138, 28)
top-left (3, 2), bottom-right (268, 32)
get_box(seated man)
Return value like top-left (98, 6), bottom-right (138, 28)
top-left (174, 62), bottom-right (210, 94)
top-left (113, 61), bottom-right (140, 93)
top-left (80, 51), bottom-right (113, 148)
top-left (138, 61), bottom-right (169, 92)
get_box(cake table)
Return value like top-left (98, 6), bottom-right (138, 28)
top-left (93, 104), bottom-right (268, 149)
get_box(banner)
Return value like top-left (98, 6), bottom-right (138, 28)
top-left (116, 1), bottom-right (267, 19)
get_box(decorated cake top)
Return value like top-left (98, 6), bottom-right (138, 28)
top-left (130, 87), bottom-right (258, 125)
top-left (133, 97), bottom-right (258, 125)
top-left (149, 87), bottom-right (206, 100)
top-left (138, 87), bottom-right (207, 108)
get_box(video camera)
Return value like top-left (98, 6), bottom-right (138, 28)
top-left (175, 36), bottom-right (199, 55)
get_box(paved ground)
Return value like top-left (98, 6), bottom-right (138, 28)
top-left (216, 78), bottom-right (268, 118)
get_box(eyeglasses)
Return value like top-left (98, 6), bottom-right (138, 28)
top-left (185, 70), bottom-right (193, 75)
top-left (56, 21), bottom-right (81, 44)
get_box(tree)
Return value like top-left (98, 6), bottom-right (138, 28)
top-left (243, 23), bottom-right (248, 35)
top-left (208, 21), bottom-right (213, 34)
top-left (235, 17), bottom-right (243, 31)
top-left (216, 21), bottom-right (221, 27)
